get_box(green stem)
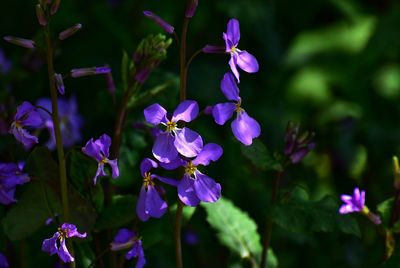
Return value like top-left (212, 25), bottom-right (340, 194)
top-left (44, 26), bottom-right (74, 268)
top-left (260, 171), bottom-right (282, 268)
top-left (174, 201), bottom-right (184, 268)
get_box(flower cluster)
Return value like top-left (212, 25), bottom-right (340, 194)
top-left (111, 228), bottom-right (146, 268)
top-left (0, 162), bottom-right (30, 205)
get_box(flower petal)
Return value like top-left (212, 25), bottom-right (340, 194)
top-left (229, 56), bottom-right (240, 83)
top-left (10, 124), bottom-right (39, 149)
top-left (57, 239), bottom-right (74, 263)
top-left (225, 18), bottom-right (240, 46)
top-left (172, 100), bottom-right (199, 123)
top-left (107, 159), bottom-right (119, 178)
top-left (231, 111), bottom-right (261, 145)
top-left (153, 174), bottom-right (180, 187)
top-left (144, 103), bottom-right (167, 125)
top-left (193, 172), bottom-right (221, 203)
top-left (42, 233), bottom-right (59, 255)
top-left (236, 50), bottom-right (259, 73)
top-left (174, 127), bottom-right (203, 158)
top-left (152, 132), bottom-right (178, 163)
top-left (113, 228), bottom-right (135, 244)
top-left (140, 158), bottom-right (158, 177)
top-left (159, 157), bottom-right (186, 170)
top-left (212, 102), bottom-right (236, 125)
top-left (192, 143), bottom-right (223, 166)
top-left (82, 138), bottom-right (101, 161)
top-left (178, 175), bottom-right (200, 206)
top-left (93, 163), bottom-right (106, 185)
top-left (0, 189), bottom-right (16, 205)
top-left (136, 187), bottom-right (150, 221)
top-left (221, 72), bottom-right (240, 101)
top-left (145, 186), bottom-right (167, 218)
top-left (97, 134), bottom-right (112, 158)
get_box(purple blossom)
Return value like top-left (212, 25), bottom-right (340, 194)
top-left (36, 97), bottom-right (83, 150)
top-left (144, 100), bottom-right (203, 163)
top-left (212, 73), bottom-right (260, 145)
top-left (70, 66), bottom-right (111, 78)
top-left (136, 158), bottom-right (178, 221)
top-left (110, 228), bottom-right (146, 268)
top-left (185, 0), bottom-right (198, 18)
top-left (284, 122), bottom-right (315, 164)
top-left (82, 134), bottom-right (119, 185)
top-left (9, 101), bottom-right (44, 149)
top-left (0, 162), bottom-right (30, 205)
top-left (339, 188), bottom-right (365, 214)
top-left (42, 223), bottom-right (86, 263)
top-left (143, 10), bottom-right (174, 34)
top-left (162, 143), bottom-right (223, 207)
top-left (0, 253), bottom-right (8, 268)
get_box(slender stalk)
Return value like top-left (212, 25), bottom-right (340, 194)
top-left (44, 26), bottom-right (74, 268)
top-left (179, 17), bottom-right (190, 101)
top-left (174, 201), bottom-right (184, 268)
top-left (260, 171), bottom-right (282, 268)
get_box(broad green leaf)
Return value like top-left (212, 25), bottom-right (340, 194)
top-left (202, 197), bottom-right (277, 267)
top-left (240, 140), bottom-right (282, 171)
top-left (67, 149), bottom-right (97, 193)
top-left (25, 146), bottom-right (58, 182)
top-left (377, 197), bottom-right (394, 227)
top-left (273, 188), bottom-right (360, 236)
top-left (2, 181), bottom-right (60, 241)
top-left (94, 195), bottom-right (136, 231)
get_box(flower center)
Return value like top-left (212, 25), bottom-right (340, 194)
top-left (230, 46), bottom-right (237, 54)
top-left (57, 227), bottom-right (68, 241)
top-left (101, 157), bottom-right (108, 164)
top-left (166, 120), bottom-right (177, 132)
top-left (184, 161), bottom-right (197, 176)
top-left (143, 172), bottom-right (154, 188)
top-left (235, 100), bottom-right (243, 114)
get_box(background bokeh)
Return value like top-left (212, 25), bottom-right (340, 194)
top-left (1, 0), bottom-right (400, 267)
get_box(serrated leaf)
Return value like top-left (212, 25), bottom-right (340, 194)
top-left (241, 140), bottom-right (282, 171)
top-left (273, 189), bottom-right (360, 236)
top-left (2, 181), bottom-right (60, 241)
top-left (202, 198), bottom-right (266, 263)
top-left (94, 195), bottom-right (136, 231)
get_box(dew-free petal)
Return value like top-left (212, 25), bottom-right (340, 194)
top-left (221, 72), bottom-right (240, 101)
top-left (231, 111), bottom-right (261, 145)
top-left (136, 187), bottom-right (150, 221)
top-left (57, 239), bottom-right (74, 263)
top-left (145, 186), bottom-right (167, 218)
top-left (212, 102), bottom-right (236, 125)
top-left (193, 172), bottom-right (221, 203)
top-left (153, 132), bottom-right (178, 163)
top-left (140, 158), bottom-right (158, 177)
top-left (192, 143), bottom-right (223, 166)
top-left (229, 56), bottom-right (240, 83)
top-left (153, 174), bottom-right (180, 187)
top-left (98, 134), bottom-right (112, 157)
top-left (174, 127), bottom-right (203, 158)
top-left (225, 19), bottom-right (240, 46)
top-left (82, 139), bottom-right (101, 161)
top-left (108, 159), bottom-right (120, 178)
top-left (143, 10), bottom-right (174, 34)
top-left (144, 103), bottom-right (167, 125)
top-left (178, 175), bottom-right (200, 207)
top-left (42, 233), bottom-right (59, 255)
top-left (236, 50), bottom-right (259, 73)
top-left (172, 100), bottom-right (199, 123)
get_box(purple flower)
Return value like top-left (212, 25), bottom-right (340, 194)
top-left (223, 19), bottom-right (259, 82)
top-left (82, 134), bottom-right (119, 185)
top-left (143, 11), bottom-right (174, 34)
top-left (162, 143), bottom-right (223, 207)
top-left (36, 97), bottom-right (83, 150)
top-left (339, 188), bottom-right (365, 214)
top-left (0, 162), bottom-right (30, 205)
top-left (284, 122), bottom-right (315, 164)
top-left (0, 253), bottom-right (8, 268)
top-left (70, 66), bottom-right (111, 78)
top-left (9, 101), bottom-right (44, 149)
top-left (42, 223), bottom-right (86, 263)
top-left (110, 228), bottom-right (146, 268)
top-left (136, 158), bottom-right (178, 221)
top-left (212, 73), bottom-right (260, 145)
top-left (144, 100), bottom-right (203, 163)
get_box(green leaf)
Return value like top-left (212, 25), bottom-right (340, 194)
top-left (241, 140), bottom-right (282, 171)
top-left (377, 197), bottom-right (394, 227)
top-left (202, 197), bottom-right (277, 267)
top-left (94, 195), bottom-right (136, 231)
top-left (25, 146), bottom-right (58, 182)
top-left (67, 149), bottom-right (97, 193)
top-left (2, 181), bottom-right (60, 241)
top-left (273, 188), bottom-right (361, 236)
top-left (121, 50), bottom-right (132, 92)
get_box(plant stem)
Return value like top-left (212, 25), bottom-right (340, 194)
top-left (260, 171), bottom-right (282, 268)
top-left (179, 17), bottom-right (189, 101)
top-left (44, 26), bottom-right (74, 268)
top-left (174, 201), bottom-right (184, 268)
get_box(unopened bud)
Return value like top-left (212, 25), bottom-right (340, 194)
top-left (71, 66), bottom-right (111, 78)
top-left (104, 70), bottom-right (116, 94)
top-left (143, 11), bottom-right (174, 34)
top-left (59, 23), bottom-right (82, 40)
top-left (393, 156), bottom-right (400, 189)
top-left (50, 0), bottom-right (61, 15)
top-left (185, 0), bottom-right (198, 18)
top-left (202, 45), bottom-right (225, 54)
top-left (36, 4), bottom-right (47, 26)
top-left (3, 36), bottom-right (35, 49)
top-left (54, 73), bottom-right (65, 95)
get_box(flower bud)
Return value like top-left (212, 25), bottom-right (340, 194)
top-left (283, 121), bottom-right (315, 164)
top-left (36, 4), bottom-right (47, 26)
top-left (104, 70), bottom-right (116, 94)
top-left (185, 0), bottom-right (198, 18)
top-left (143, 11), bottom-right (174, 34)
top-left (3, 36), bottom-right (35, 49)
top-left (50, 0), bottom-right (61, 15)
top-left (71, 66), bottom-right (111, 78)
top-left (58, 23), bottom-right (82, 41)
top-left (202, 45), bottom-right (225, 54)
top-left (54, 73), bottom-right (65, 95)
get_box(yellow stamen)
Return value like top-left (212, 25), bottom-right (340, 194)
top-left (185, 161), bottom-right (197, 176)
top-left (166, 120), bottom-right (177, 132)
top-left (143, 172), bottom-right (154, 188)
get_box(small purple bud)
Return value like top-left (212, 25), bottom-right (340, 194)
top-left (58, 23), bottom-right (82, 41)
top-left (202, 45), bottom-right (225, 54)
top-left (3, 36), bottom-right (35, 49)
top-left (104, 71), bottom-right (116, 94)
top-left (71, 66), bottom-right (111, 78)
top-left (185, 0), bottom-right (198, 18)
top-left (54, 73), bottom-right (65, 95)
top-left (50, 0), bottom-right (61, 15)
top-left (36, 4), bottom-right (47, 26)
top-left (143, 10), bottom-right (174, 34)
top-left (204, 105), bottom-right (213, 115)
